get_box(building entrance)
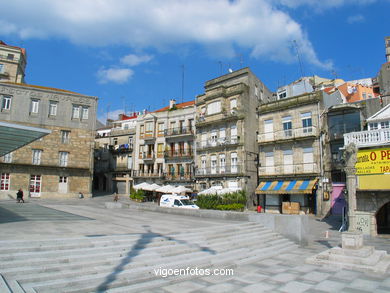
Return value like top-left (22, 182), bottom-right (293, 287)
top-left (376, 201), bottom-right (390, 234)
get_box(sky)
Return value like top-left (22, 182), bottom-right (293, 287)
top-left (1, 0), bottom-right (389, 123)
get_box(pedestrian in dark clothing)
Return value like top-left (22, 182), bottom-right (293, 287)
top-left (16, 188), bottom-right (24, 203)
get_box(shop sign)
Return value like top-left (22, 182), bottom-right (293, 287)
top-left (356, 148), bottom-right (390, 175)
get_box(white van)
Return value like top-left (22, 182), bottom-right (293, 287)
top-left (159, 194), bottom-right (199, 209)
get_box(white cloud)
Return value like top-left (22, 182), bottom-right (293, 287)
top-left (120, 54), bottom-right (153, 66)
top-left (97, 67), bottom-right (134, 84)
top-left (0, 0), bottom-right (341, 69)
top-left (273, 0), bottom-right (376, 10)
top-left (347, 14), bottom-right (365, 24)
top-left (98, 109), bottom-right (124, 123)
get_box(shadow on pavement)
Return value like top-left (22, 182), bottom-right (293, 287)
top-left (96, 225), bottom-right (216, 292)
top-left (0, 205), bottom-right (27, 223)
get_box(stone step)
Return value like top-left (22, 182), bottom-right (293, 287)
top-left (23, 237), bottom-right (296, 293)
top-left (0, 274), bottom-right (11, 293)
top-left (0, 225), bottom-right (272, 263)
top-left (3, 230), bottom-right (280, 280)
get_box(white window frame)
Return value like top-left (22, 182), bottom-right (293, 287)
top-left (2, 95), bottom-right (11, 110)
top-left (207, 101), bottom-right (221, 115)
top-left (49, 101), bottom-right (58, 116)
top-left (219, 154), bottom-right (226, 173)
top-left (211, 155), bottom-right (217, 174)
top-left (32, 149), bottom-right (42, 165)
top-left (61, 130), bottom-right (70, 144)
top-left (59, 151), bottom-right (68, 167)
top-left (231, 152), bottom-right (238, 173)
top-left (3, 152), bottom-right (12, 163)
top-left (0, 173), bottom-right (10, 191)
top-left (301, 112), bottom-right (312, 133)
top-left (282, 116), bottom-right (292, 137)
top-left (81, 106), bottom-right (89, 120)
top-left (30, 99), bottom-right (39, 114)
top-left (72, 105), bottom-right (80, 119)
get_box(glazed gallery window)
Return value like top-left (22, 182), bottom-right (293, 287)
top-left (207, 101), bottom-right (221, 115)
top-left (282, 116), bottom-right (292, 137)
top-left (32, 149), bottom-right (42, 165)
top-left (301, 112), bottom-right (312, 133)
top-left (1, 95), bottom-right (11, 110)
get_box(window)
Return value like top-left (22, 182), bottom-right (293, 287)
top-left (30, 99), bottom-right (39, 114)
top-left (282, 116), bottom-right (292, 137)
top-left (61, 130), bottom-right (70, 144)
top-left (210, 130), bottom-right (218, 146)
top-left (231, 124), bottom-right (238, 143)
top-left (158, 122), bottom-right (165, 136)
top-left (303, 147), bottom-right (314, 172)
top-left (59, 151), bottom-right (68, 167)
top-left (207, 101), bottom-right (221, 115)
top-left (3, 152), bottom-right (12, 163)
top-left (0, 173), bottom-right (10, 191)
top-left (301, 112), bottom-right (312, 133)
top-left (264, 119), bottom-right (274, 140)
top-left (381, 121), bottom-right (389, 129)
top-left (0, 64), bottom-right (4, 73)
top-left (81, 106), bottom-right (89, 120)
top-left (157, 143), bottom-right (164, 157)
top-left (140, 125), bottom-right (144, 138)
top-left (201, 155), bottom-right (206, 174)
top-left (283, 149), bottom-right (293, 173)
top-left (49, 101), bottom-right (58, 116)
top-left (1, 95), bottom-right (11, 110)
top-left (219, 127), bottom-right (226, 143)
top-left (369, 122), bottom-right (378, 130)
top-left (220, 154), bottom-right (226, 173)
top-left (72, 105), bottom-right (80, 119)
top-left (231, 152), bottom-right (238, 173)
top-left (362, 92), bottom-right (367, 99)
top-left (265, 151), bottom-right (274, 174)
top-left (127, 155), bottom-right (133, 169)
top-left (145, 121), bottom-right (153, 136)
top-left (7, 54), bottom-right (14, 60)
top-left (230, 99), bottom-right (237, 111)
top-left (278, 90), bottom-right (287, 99)
top-left (32, 149), bottom-right (42, 165)
top-left (211, 155), bottom-right (217, 174)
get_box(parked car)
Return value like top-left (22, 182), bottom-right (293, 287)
top-left (159, 194), bottom-right (199, 209)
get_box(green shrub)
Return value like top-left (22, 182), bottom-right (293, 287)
top-left (215, 203), bottom-right (245, 211)
top-left (196, 191), bottom-right (247, 211)
top-left (130, 189), bottom-right (145, 201)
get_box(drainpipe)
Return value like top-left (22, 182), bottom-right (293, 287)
top-left (317, 100), bottom-right (324, 216)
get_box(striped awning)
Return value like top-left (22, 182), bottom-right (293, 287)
top-left (255, 179), bottom-right (318, 194)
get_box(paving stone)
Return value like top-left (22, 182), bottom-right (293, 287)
top-left (235, 272), bottom-right (269, 284)
top-left (293, 264), bottom-right (320, 273)
top-left (346, 278), bottom-right (381, 292)
top-left (270, 272), bottom-right (298, 283)
top-left (328, 269), bottom-right (362, 281)
top-left (259, 258), bottom-right (282, 266)
top-left (279, 281), bottom-right (313, 293)
top-left (241, 282), bottom-right (276, 293)
top-left (257, 264), bottom-right (287, 274)
top-left (301, 271), bottom-right (330, 282)
top-left (315, 280), bottom-right (348, 292)
top-left (163, 281), bottom-right (206, 293)
top-left (339, 288), bottom-right (372, 293)
top-left (201, 282), bottom-right (242, 293)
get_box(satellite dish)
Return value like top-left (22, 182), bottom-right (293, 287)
top-left (228, 68), bottom-right (233, 73)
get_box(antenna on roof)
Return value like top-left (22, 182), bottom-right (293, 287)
top-left (218, 61), bottom-right (223, 75)
top-left (292, 40), bottom-right (306, 92)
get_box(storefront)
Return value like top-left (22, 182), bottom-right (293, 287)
top-left (255, 179), bottom-right (318, 214)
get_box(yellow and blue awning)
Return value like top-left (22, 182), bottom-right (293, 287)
top-left (255, 179), bottom-right (318, 194)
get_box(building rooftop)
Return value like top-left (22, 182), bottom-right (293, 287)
top-left (154, 100), bottom-right (195, 113)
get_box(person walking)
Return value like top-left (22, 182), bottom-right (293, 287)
top-left (16, 188), bottom-right (24, 203)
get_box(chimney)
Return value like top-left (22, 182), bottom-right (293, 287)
top-left (169, 99), bottom-right (177, 109)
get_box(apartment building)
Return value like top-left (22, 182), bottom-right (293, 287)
top-left (195, 68), bottom-right (273, 204)
top-left (133, 100), bottom-right (195, 188)
top-left (94, 113), bottom-right (137, 194)
top-left (256, 92), bottom-right (324, 214)
top-left (0, 82), bottom-right (98, 198)
top-left (0, 41), bottom-right (26, 83)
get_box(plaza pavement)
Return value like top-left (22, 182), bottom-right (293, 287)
top-left (0, 195), bottom-right (389, 293)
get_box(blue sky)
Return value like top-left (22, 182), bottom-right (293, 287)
top-left (1, 0), bottom-right (389, 123)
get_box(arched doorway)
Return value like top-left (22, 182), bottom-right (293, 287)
top-left (376, 201), bottom-right (390, 234)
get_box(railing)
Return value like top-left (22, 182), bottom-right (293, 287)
top-left (139, 152), bottom-right (155, 160)
top-left (132, 170), bottom-right (165, 178)
top-left (165, 149), bottom-right (193, 159)
top-left (196, 108), bottom-right (244, 124)
top-left (258, 163), bottom-right (318, 175)
top-left (344, 128), bottom-right (390, 148)
top-left (195, 165), bottom-right (243, 176)
top-left (164, 127), bottom-right (194, 136)
top-left (196, 137), bottom-right (240, 149)
top-left (165, 173), bottom-right (194, 181)
top-left (111, 144), bottom-right (133, 153)
top-left (257, 126), bottom-right (317, 143)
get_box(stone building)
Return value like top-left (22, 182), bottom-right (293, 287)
top-left (255, 92), bottom-right (324, 214)
top-left (0, 41), bottom-right (26, 84)
top-left (0, 82), bottom-right (97, 199)
top-left (195, 68), bottom-right (273, 205)
top-left (133, 100), bottom-right (195, 188)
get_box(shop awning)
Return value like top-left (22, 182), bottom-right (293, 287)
top-left (255, 179), bottom-right (318, 194)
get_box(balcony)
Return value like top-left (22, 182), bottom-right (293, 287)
top-left (258, 163), bottom-right (319, 177)
top-left (195, 164), bottom-right (243, 177)
top-left (257, 126), bottom-right (318, 144)
top-left (165, 173), bottom-right (194, 181)
top-left (132, 170), bottom-right (165, 178)
top-left (110, 144), bottom-right (133, 154)
top-left (196, 108), bottom-right (245, 127)
top-left (165, 148), bottom-right (193, 159)
top-left (140, 152), bottom-right (155, 161)
top-left (344, 128), bottom-right (390, 148)
top-left (196, 137), bottom-right (241, 150)
top-left (164, 127), bottom-right (194, 137)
